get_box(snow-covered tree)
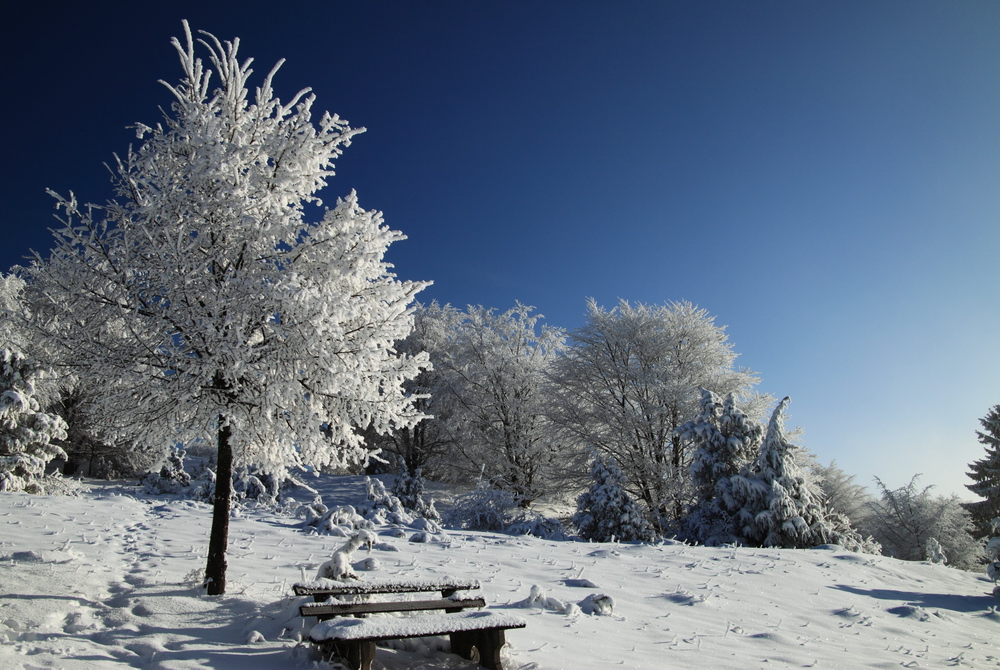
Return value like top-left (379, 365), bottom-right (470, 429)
top-left (369, 302), bottom-right (461, 478)
top-left (728, 398), bottom-right (841, 549)
top-left (574, 453), bottom-right (654, 543)
top-left (25, 23), bottom-right (429, 594)
top-left (549, 299), bottom-right (763, 531)
top-left (810, 460), bottom-right (874, 531)
top-left (0, 274), bottom-right (29, 353)
top-left (678, 389), bottom-right (763, 544)
top-left (966, 405), bottom-right (1000, 538)
top-left (0, 349), bottom-right (68, 493)
top-left (430, 303), bottom-right (567, 505)
top-left (684, 389), bottom-right (763, 507)
top-left (864, 475), bottom-right (983, 570)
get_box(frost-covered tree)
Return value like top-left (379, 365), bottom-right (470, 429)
top-left (728, 398), bottom-right (842, 549)
top-left (430, 303), bottom-right (567, 505)
top-left (864, 475), bottom-right (983, 570)
top-left (966, 405), bottom-right (1000, 538)
top-left (574, 453), bottom-right (654, 543)
top-left (810, 460), bottom-right (874, 531)
top-left (0, 349), bottom-right (68, 493)
top-left (0, 274), bottom-right (29, 353)
top-left (25, 23), bottom-right (428, 594)
top-left (549, 299), bottom-right (762, 531)
top-left (369, 302), bottom-right (461, 478)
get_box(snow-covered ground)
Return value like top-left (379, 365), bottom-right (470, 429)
top-left (2, 476), bottom-right (998, 669)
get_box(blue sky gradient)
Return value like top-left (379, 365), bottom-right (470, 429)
top-left (3, 1), bottom-right (998, 498)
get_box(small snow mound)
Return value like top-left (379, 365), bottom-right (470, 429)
top-left (357, 557), bottom-right (380, 571)
top-left (512, 585), bottom-right (578, 615)
top-left (833, 605), bottom-right (863, 618)
top-left (586, 549), bottom-right (621, 559)
top-left (887, 605), bottom-right (932, 622)
top-left (246, 630), bottom-right (265, 644)
top-left (562, 578), bottom-right (600, 588)
top-left (980, 606), bottom-right (1000, 622)
top-left (9, 550), bottom-right (44, 562)
top-left (662, 590), bottom-right (706, 606)
top-left (372, 541), bottom-right (399, 552)
top-left (578, 593), bottom-right (615, 616)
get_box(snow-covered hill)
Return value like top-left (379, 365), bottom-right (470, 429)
top-left (1, 476), bottom-right (998, 669)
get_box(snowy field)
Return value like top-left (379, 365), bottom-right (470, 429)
top-left (2, 476), bottom-right (999, 669)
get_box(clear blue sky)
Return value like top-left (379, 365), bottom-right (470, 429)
top-left (3, 2), bottom-right (998, 499)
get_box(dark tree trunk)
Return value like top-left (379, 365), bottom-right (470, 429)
top-left (205, 417), bottom-right (233, 595)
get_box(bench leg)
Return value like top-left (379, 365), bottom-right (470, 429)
top-left (450, 629), bottom-right (507, 670)
top-left (319, 640), bottom-right (377, 670)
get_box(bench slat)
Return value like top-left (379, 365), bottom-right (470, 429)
top-left (301, 597), bottom-right (486, 619)
top-left (294, 577), bottom-right (479, 598)
top-left (310, 610), bottom-right (526, 643)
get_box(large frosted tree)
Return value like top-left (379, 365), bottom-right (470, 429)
top-left (966, 405), bottom-right (1000, 538)
top-left (549, 299), bottom-right (762, 531)
top-left (26, 23), bottom-right (429, 594)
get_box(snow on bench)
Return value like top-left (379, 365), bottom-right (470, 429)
top-left (310, 609), bottom-right (526, 641)
top-left (308, 611), bottom-right (526, 670)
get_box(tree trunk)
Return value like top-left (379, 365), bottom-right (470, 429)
top-left (205, 417), bottom-right (233, 595)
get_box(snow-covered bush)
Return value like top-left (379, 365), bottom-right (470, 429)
top-left (448, 481), bottom-right (520, 531)
top-left (863, 475), bottom-right (983, 570)
top-left (574, 453), bottom-right (654, 543)
top-left (506, 515), bottom-right (568, 540)
top-left (0, 349), bottom-right (68, 494)
top-left (301, 476), bottom-right (444, 539)
top-left (391, 467), bottom-right (440, 521)
top-left (142, 447), bottom-right (192, 494)
top-left (985, 518), bottom-right (1000, 594)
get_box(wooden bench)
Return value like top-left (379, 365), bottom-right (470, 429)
top-left (294, 577), bottom-right (526, 670)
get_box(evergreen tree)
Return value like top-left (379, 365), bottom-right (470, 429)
top-left (0, 349), bottom-right (68, 493)
top-left (679, 389), bottom-right (763, 544)
top-left (575, 453), bottom-right (654, 543)
top-left (966, 405), bottom-right (1000, 538)
top-left (729, 398), bottom-right (839, 548)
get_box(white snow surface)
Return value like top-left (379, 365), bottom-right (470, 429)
top-left (1, 475), bottom-right (999, 669)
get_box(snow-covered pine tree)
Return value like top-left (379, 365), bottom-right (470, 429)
top-left (0, 349), bottom-right (68, 493)
top-left (966, 405), bottom-right (1000, 538)
top-left (679, 389), bottom-right (764, 544)
top-left (728, 398), bottom-right (839, 548)
top-left (685, 390), bottom-right (764, 507)
top-left (574, 453), bottom-right (654, 543)
top-left (26, 23), bottom-right (429, 594)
